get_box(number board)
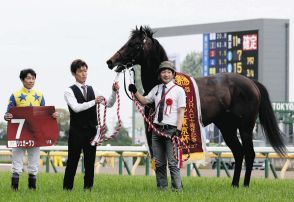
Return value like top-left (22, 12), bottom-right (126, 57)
top-left (203, 30), bottom-right (258, 79)
top-left (7, 106), bottom-right (59, 148)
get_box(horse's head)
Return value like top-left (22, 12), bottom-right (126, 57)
top-left (106, 26), bottom-right (155, 72)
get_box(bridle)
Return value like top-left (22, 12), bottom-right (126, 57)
top-left (114, 34), bottom-right (148, 100)
top-left (115, 33), bottom-right (148, 71)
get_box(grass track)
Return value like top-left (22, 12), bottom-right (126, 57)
top-left (0, 172), bottom-right (294, 202)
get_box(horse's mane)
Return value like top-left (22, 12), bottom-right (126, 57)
top-left (131, 26), bottom-right (168, 64)
top-left (130, 26), bottom-right (169, 94)
top-left (131, 26), bottom-right (154, 39)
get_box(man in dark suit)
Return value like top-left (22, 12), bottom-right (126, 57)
top-left (63, 59), bottom-right (119, 191)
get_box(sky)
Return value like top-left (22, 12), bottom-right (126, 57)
top-left (0, 0), bottom-right (293, 131)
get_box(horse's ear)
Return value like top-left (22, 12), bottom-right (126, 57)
top-left (135, 25), bottom-right (138, 31)
top-left (140, 26), bottom-right (143, 32)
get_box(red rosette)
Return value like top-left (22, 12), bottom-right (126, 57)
top-left (166, 98), bottom-right (173, 106)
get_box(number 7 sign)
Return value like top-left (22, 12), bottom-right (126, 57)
top-left (7, 106), bottom-right (59, 148)
top-left (11, 119), bottom-right (25, 139)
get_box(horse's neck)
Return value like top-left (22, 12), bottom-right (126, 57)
top-left (140, 59), bottom-right (160, 95)
top-left (140, 39), bottom-right (168, 94)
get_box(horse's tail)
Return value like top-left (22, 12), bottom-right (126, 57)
top-left (253, 80), bottom-right (287, 156)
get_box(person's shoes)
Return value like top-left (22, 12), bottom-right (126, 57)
top-left (157, 186), bottom-right (168, 191)
top-left (172, 188), bottom-right (183, 192)
top-left (28, 174), bottom-right (36, 190)
top-left (11, 173), bottom-right (19, 191)
top-left (172, 183), bottom-right (183, 192)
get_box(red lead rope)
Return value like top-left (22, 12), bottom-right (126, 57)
top-left (89, 83), bottom-right (190, 163)
top-left (131, 93), bottom-right (190, 162)
top-left (90, 90), bottom-right (122, 146)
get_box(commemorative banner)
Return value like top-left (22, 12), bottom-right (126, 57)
top-left (175, 72), bottom-right (205, 159)
top-left (7, 106), bottom-right (59, 148)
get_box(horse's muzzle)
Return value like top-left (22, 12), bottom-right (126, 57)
top-left (106, 60), bottom-right (114, 69)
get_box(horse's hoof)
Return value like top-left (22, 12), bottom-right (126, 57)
top-left (243, 185), bottom-right (249, 188)
top-left (231, 184), bottom-right (239, 188)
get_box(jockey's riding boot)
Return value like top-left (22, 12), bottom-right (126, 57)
top-left (28, 174), bottom-right (36, 190)
top-left (11, 173), bottom-right (19, 191)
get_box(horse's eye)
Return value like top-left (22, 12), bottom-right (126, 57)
top-left (128, 42), bottom-right (142, 50)
top-left (128, 43), bottom-right (135, 48)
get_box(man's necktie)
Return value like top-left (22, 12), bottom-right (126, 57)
top-left (157, 84), bottom-right (166, 123)
top-left (81, 85), bottom-right (87, 100)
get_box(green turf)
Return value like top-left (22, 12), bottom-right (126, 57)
top-left (0, 172), bottom-right (293, 202)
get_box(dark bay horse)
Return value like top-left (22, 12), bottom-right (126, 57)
top-left (106, 26), bottom-right (286, 187)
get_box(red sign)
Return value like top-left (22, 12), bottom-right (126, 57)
top-left (7, 106), bottom-right (59, 148)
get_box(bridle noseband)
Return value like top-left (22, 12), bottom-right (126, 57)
top-left (115, 34), bottom-right (148, 71)
top-left (113, 33), bottom-right (149, 100)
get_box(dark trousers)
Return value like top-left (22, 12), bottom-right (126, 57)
top-left (63, 126), bottom-right (97, 190)
top-left (152, 127), bottom-right (182, 190)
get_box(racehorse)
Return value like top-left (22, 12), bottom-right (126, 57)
top-left (106, 26), bottom-right (287, 187)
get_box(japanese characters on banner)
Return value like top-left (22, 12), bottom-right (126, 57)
top-left (175, 72), bottom-right (204, 155)
top-left (7, 106), bottom-right (59, 148)
top-left (203, 30), bottom-right (258, 79)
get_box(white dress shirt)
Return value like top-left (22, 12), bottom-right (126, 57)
top-left (64, 82), bottom-right (117, 113)
top-left (144, 80), bottom-right (186, 126)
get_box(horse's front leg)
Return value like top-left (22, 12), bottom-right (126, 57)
top-left (144, 122), bottom-right (153, 157)
top-left (144, 105), bottom-right (154, 158)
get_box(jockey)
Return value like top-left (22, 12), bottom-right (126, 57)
top-left (4, 68), bottom-right (58, 191)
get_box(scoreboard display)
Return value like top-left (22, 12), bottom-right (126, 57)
top-left (203, 30), bottom-right (258, 80)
